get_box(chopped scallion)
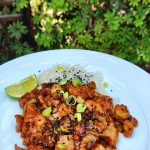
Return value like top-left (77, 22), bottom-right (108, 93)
top-left (60, 90), bottom-right (64, 94)
top-left (56, 65), bottom-right (65, 72)
top-left (74, 113), bottom-right (82, 122)
top-left (63, 92), bottom-right (69, 100)
top-left (76, 104), bottom-right (87, 113)
top-left (58, 143), bottom-right (65, 150)
top-left (59, 79), bottom-right (67, 85)
top-left (54, 129), bottom-right (58, 134)
top-left (65, 70), bottom-right (71, 75)
top-left (42, 107), bottom-right (52, 117)
top-left (76, 96), bottom-right (85, 104)
top-left (72, 78), bottom-right (82, 86)
top-left (66, 96), bottom-right (76, 105)
top-left (103, 82), bottom-right (108, 88)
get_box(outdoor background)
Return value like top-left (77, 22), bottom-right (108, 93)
top-left (0, 0), bottom-right (150, 73)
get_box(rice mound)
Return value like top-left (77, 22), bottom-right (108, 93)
top-left (38, 64), bottom-right (106, 94)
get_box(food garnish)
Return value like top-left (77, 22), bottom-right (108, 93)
top-left (5, 74), bottom-right (38, 98)
top-left (74, 113), bottom-right (82, 122)
top-left (59, 79), bottom-right (67, 85)
top-left (76, 104), bottom-right (87, 113)
top-left (42, 107), bottom-right (52, 117)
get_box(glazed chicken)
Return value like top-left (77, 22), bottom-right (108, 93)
top-left (15, 81), bottom-right (138, 150)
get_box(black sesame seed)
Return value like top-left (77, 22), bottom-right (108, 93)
top-left (96, 128), bottom-right (99, 132)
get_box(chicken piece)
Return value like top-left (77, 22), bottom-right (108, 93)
top-left (24, 113), bottom-right (45, 124)
top-left (24, 113), bottom-right (46, 133)
top-left (93, 121), bottom-right (108, 133)
top-left (30, 132), bottom-right (44, 144)
top-left (114, 104), bottom-right (130, 120)
top-left (123, 120), bottom-right (136, 137)
top-left (59, 117), bottom-right (71, 133)
top-left (57, 104), bottom-right (73, 120)
top-left (67, 82), bottom-right (95, 99)
top-left (73, 134), bottom-right (81, 150)
top-left (19, 92), bottom-right (36, 108)
top-left (131, 117), bottom-right (138, 127)
top-left (55, 135), bottom-right (74, 150)
top-left (75, 122), bottom-right (86, 136)
top-left (101, 96), bottom-right (114, 113)
top-left (22, 122), bottom-right (29, 135)
top-left (51, 84), bottom-right (63, 94)
top-left (51, 92), bottom-right (61, 99)
top-left (27, 145), bottom-right (43, 150)
top-left (93, 144), bottom-right (112, 150)
top-left (80, 134), bottom-right (97, 150)
top-left (15, 115), bottom-right (24, 132)
top-left (51, 99), bottom-right (60, 108)
top-left (45, 134), bottom-right (55, 148)
top-left (22, 136), bottom-right (30, 145)
top-left (86, 121), bottom-right (107, 138)
top-left (87, 81), bottom-right (96, 90)
top-left (85, 100), bottom-right (105, 114)
top-left (93, 113), bottom-right (107, 122)
top-left (102, 125), bottom-right (118, 148)
top-left (38, 95), bottom-right (48, 109)
top-left (23, 101), bottom-right (37, 115)
top-left (15, 144), bottom-right (25, 150)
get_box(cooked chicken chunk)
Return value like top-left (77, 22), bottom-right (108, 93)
top-left (55, 135), bottom-right (74, 150)
top-left (102, 125), bottom-right (118, 148)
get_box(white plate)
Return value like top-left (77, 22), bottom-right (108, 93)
top-left (0, 49), bottom-right (150, 150)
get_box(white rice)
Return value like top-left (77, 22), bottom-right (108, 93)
top-left (38, 64), bottom-right (107, 94)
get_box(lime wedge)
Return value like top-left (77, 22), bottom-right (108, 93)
top-left (5, 74), bottom-right (38, 98)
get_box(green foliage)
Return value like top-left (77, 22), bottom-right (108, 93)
top-left (0, 20), bottom-right (32, 64)
top-left (26, 0), bottom-right (150, 65)
top-left (11, 42), bottom-right (33, 57)
top-left (0, 0), bottom-right (150, 67)
top-left (13, 0), bottom-right (29, 12)
top-left (104, 12), bottom-right (120, 30)
top-left (8, 21), bottom-right (28, 39)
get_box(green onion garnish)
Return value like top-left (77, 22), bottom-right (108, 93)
top-left (58, 143), bottom-right (65, 150)
top-left (76, 104), bottom-right (87, 113)
top-left (74, 113), bottom-right (82, 122)
top-left (65, 70), bottom-right (71, 75)
top-left (63, 92), bottom-right (69, 100)
top-left (42, 107), bottom-right (52, 117)
top-left (54, 129), bottom-right (58, 134)
top-left (59, 79), bottom-right (67, 85)
top-left (103, 82), bottom-right (108, 88)
top-left (76, 96), bottom-right (85, 104)
top-left (72, 78), bottom-right (83, 86)
top-left (60, 90), bottom-right (64, 94)
top-left (56, 65), bottom-right (65, 72)
top-left (66, 95), bottom-right (76, 106)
